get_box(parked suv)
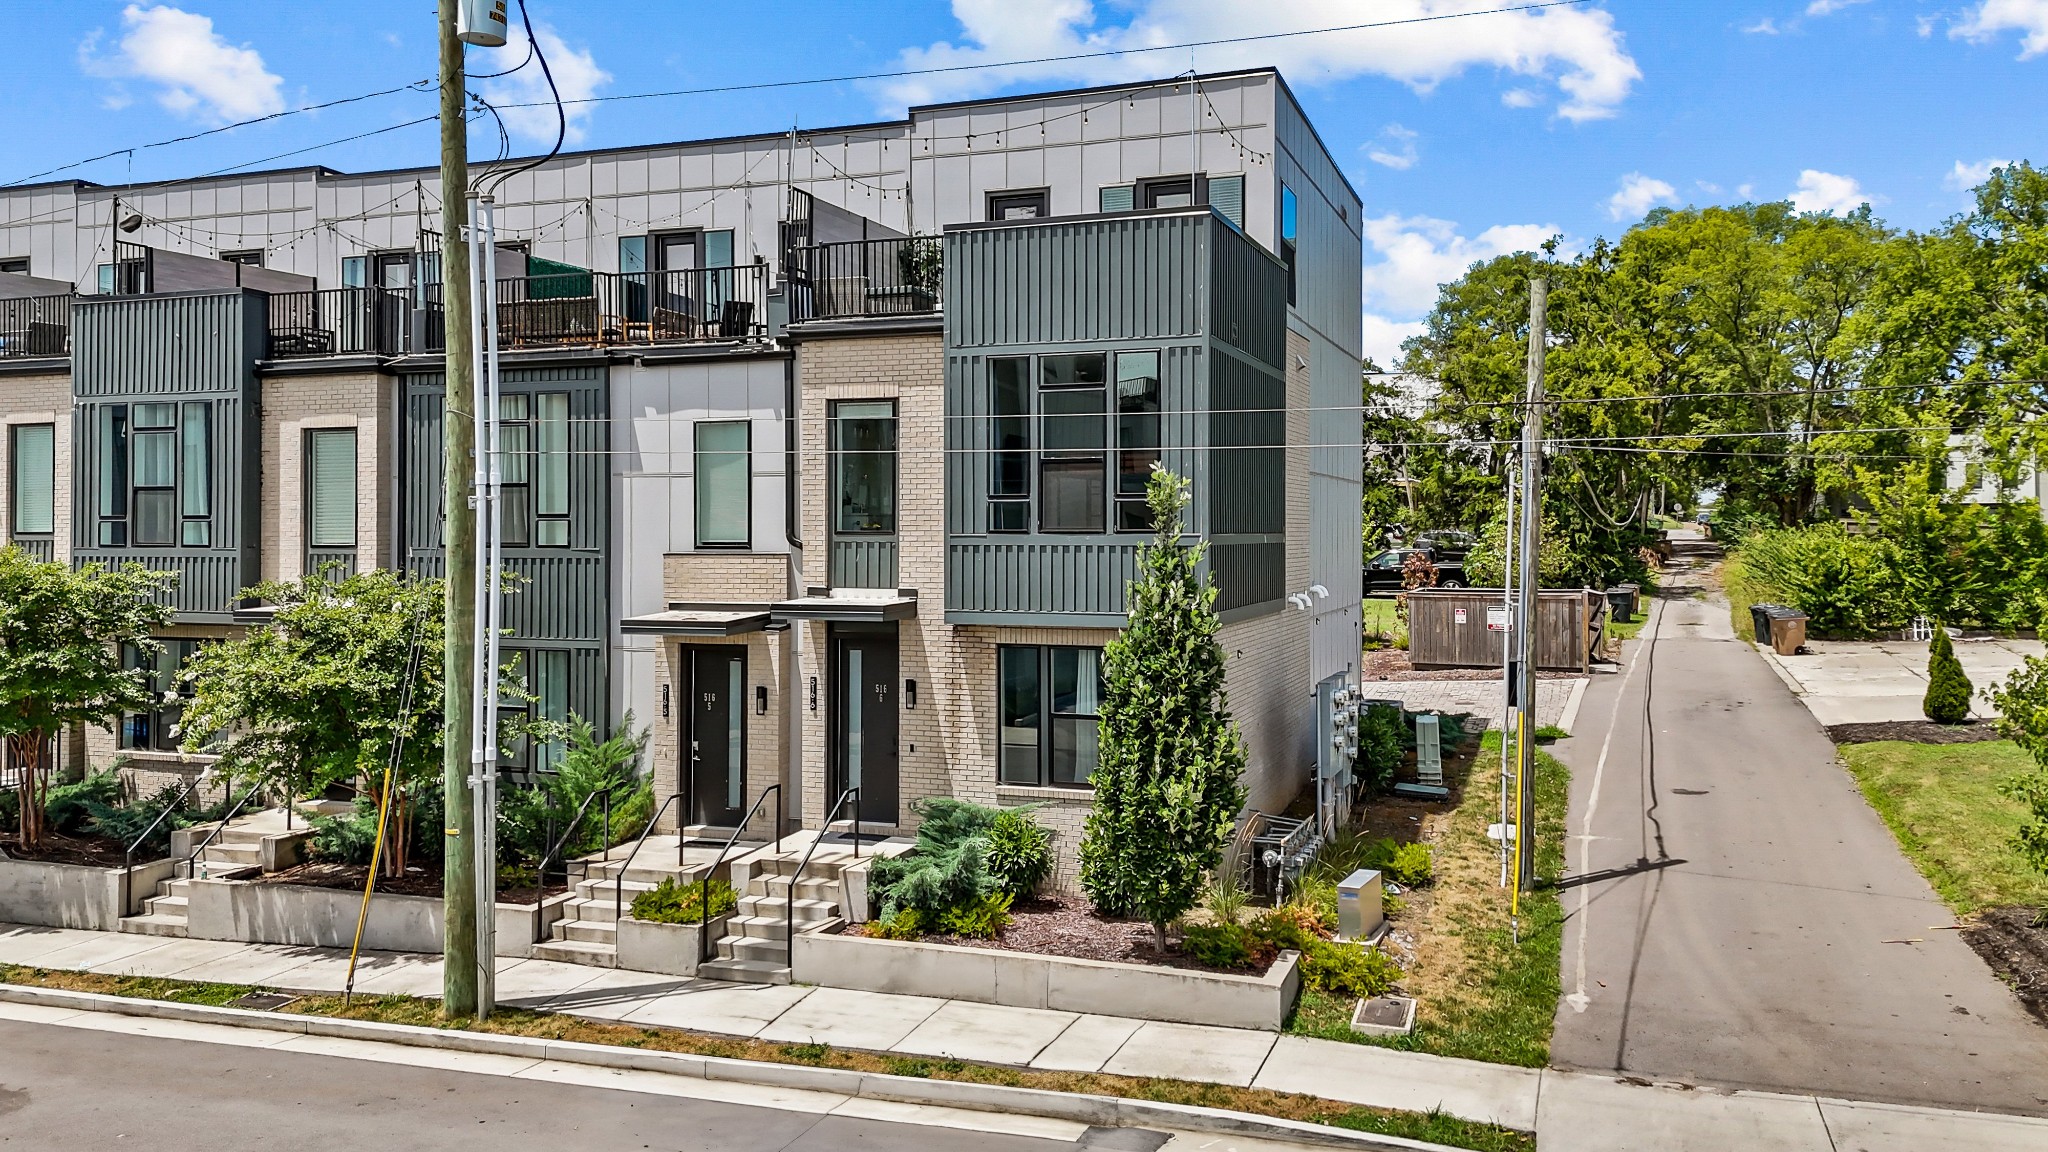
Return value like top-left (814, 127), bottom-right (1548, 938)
top-left (1364, 545), bottom-right (1467, 597)
top-left (1413, 529), bottom-right (1478, 564)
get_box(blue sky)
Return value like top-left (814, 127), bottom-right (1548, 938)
top-left (10, 1), bottom-right (2048, 362)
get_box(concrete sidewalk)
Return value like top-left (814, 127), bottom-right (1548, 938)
top-left (1762, 635), bottom-right (2043, 727)
top-left (3, 922), bottom-right (2045, 1149)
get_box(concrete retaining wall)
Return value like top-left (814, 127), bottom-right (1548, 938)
top-left (0, 856), bottom-right (176, 930)
top-left (792, 928), bottom-right (1301, 1030)
top-left (182, 878), bottom-right (565, 959)
top-left (615, 914), bottom-right (730, 977)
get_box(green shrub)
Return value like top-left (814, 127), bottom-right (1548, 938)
top-left (45, 771), bottom-right (122, 836)
top-left (1252, 904), bottom-right (1333, 952)
top-left (933, 892), bottom-right (1013, 938)
top-left (1299, 939), bottom-right (1403, 999)
top-left (864, 907), bottom-right (926, 940)
top-left (1286, 875), bottom-right (1339, 930)
top-left (83, 783), bottom-right (190, 856)
top-left (629, 876), bottom-right (737, 924)
top-left (1356, 704), bottom-right (1406, 794)
top-left (1203, 869), bottom-right (1251, 927)
top-left (309, 800), bottom-right (381, 865)
top-left (1924, 626), bottom-right (1975, 725)
top-left (1731, 526), bottom-right (1906, 637)
top-left (983, 808), bottom-right (1053, 900)
top-left (1360, 837), bottom-right (1434, 887)
top-left (496, 712), bottom-right (651, 869)
top-left (1180, 921), bottom-right (1274, 969)
top-left (869, 797), bottom-right (1005, 917)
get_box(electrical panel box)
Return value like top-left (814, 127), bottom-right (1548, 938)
top-left (1415, 713), bottom-right (1443, 788)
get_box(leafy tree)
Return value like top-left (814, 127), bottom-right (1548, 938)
top-left (0, 550), bottom-right (174, 850)
top-left (1991, 658), bottom-right (2048, 881)
top-left (496, 712), bottom-right (650, 871)
top-left (1923, 625), bottom-right (1974, 725)
top-left (1079, 469), bottom-right (1248, 951)
top-left (179, 570), bottom-right (446, 876)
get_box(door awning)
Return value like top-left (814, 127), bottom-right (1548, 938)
top-left (619, 605), bottom-right (773, 636)
top-left (771, 593), bottom-right (918, 623)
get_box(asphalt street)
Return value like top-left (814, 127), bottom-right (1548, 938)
top-left (0, 1015), bottom-right (1157, 1152)
top-left (1547, 536), bottom-right (2048, 1114)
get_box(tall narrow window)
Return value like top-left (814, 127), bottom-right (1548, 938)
top-left (831, 401), bottom-right (897, 535)
top-left (1038, 354), bottom-right (1107, 534)
top-left (130, 403), bottom-right (176, 547)
top-left (695, 420), bottom-right (751, 547)
top-left (998, 646), bottom-right (1040, 785)
top-left (97, 405), bottom-right (128, 546)
top-left (307, 429), bottom-right (358, 549)
top-left (498, 394), bottom-right (531, 548)
top-left (533, 649), bottom-right (569, 771)
top-left (1115, 351), bottom-right (1161, 532)
top-left (179, 402), bottom-right (210, 546)
top-left (1280, 185), bottom-right (1299, 306)
top-left (534, 392), bottom-right (570, 546)
top-left (989, 357), bottom-right (1031, 532)
top-left (9, 424), bottom-right (54, 537)
top-left (1049, 647), bottom-right (1102, 785)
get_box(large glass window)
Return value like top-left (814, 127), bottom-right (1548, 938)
top-left (130, 403), bottom-right (176, 547)
top-left (831, 401), bottom-right (897, 535)
top-left (95, 402), bottom-right (211, 549)
top-left (988, 357), bottom-right (1031, 533)
top-left (1039, 354), bottom-right (1107, 534)
top-left (695, 420), bottom-right (751, 547)
top-left (1115, 352), bottom-right (1161, 532)
top-left (9, 423), bottom-right (54, 537)
top-left (997, 645), bottom-right (1103, 787)
top-left (120, 640), bottom-right (203, 752)
top-left (306, 429), bottom-right (358, 548)
top-left (498, 394), bottom-right (531, 548)
top-left (97, 405), bottom-right (127, 546)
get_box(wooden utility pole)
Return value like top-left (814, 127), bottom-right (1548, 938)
top-left (438, 0), bottom-right (479, 1018)
top-left (1514, 278), bottom-right (1546, 899)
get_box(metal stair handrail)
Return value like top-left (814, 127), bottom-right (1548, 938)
top-left (528, 786), bottom-right (612, 944)
top-left (696, 784), bottom-right (783, 964)
top-left (611, 792), bottom-right (687, 926)
top-left (119, 774), bottom-right (202, 919)
top-left (784, 787), bottom-right (860, 980)
top-left (177, 780), bottom-right (268, 881)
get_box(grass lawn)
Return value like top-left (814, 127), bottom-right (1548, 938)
top-left (0, 965), bottom-right (1534, 1152)
top-left (1290, 732), bottom-right (1569, 1067)
top-left (1838, 740), bottom-right (2048, 915)
top-left (1362, 597), bottom-right (1403, 647)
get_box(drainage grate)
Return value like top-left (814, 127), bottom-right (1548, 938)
top-left (227, 992), bottom-right (298, 1012)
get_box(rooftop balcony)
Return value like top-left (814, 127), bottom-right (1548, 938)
top-left (0, 293), bottom-right (71, 359)
top-left (786, 237), bottom-right (942, 322)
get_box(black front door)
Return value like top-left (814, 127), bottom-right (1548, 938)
top-left (684, 646), bottom-right (746, 828)
top-left (831, 630), bottom-right (898, 826)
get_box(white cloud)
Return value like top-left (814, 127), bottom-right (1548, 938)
top-left (1736, 182), bottom-right (1756, 199)
top-left (1607, 172), bottom-right (1677, 220)
top-left (1790, 169), bottom-right (1871, 214)
top-left (480, 24), bottom-right (612, 146)
top-left (877, 1), bottom-right (1641, 122)
top-left (1946, 157), bottom-right (2011, 190)
top-left (1806, 0), bottom-right (1871, 15)
top-left (1744, 18), bottom-right (1781, 34)
top-left (1358, 213), bottom-right (1564, 368)
top-left (1500, 88), bottom-right (1542, 108)
top-left (81, 5), bottom-right (283, 122)
top-left (1953, 0), bottom-right (2048, 57)
top-left (1363, 315), bottom-right (1429, 370)
top-left (1366, 124), bottom-right (1419, 170)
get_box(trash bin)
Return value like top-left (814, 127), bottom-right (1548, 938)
top-left (1750, 604), bottom-right (1777, 644)
top-left (1768, 610), bottom-right (1808, 656)
top-left (1605, 587), bottom-right (1634, 624)
top-left (1618, 582), bottom-right (1642, 615)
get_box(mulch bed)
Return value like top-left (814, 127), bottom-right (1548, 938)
top-left (250, 860), bottom-right (565, 903)
top-left (1961, 906), bottom-right (2048, 1025)
top-left (0, 832), bottom-right (132, 869)
top-left (847, 898), bottom-right (1273, 976)
top-left (1825, 720), bottom-right (2006, 745)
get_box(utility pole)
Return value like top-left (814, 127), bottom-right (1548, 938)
top-left (1514, 278), bottom-right (1547, 900)
top-left (438, 0), bottom-right (479, 1019)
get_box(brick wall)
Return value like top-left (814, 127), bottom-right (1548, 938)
top-left (0, 370), bottom-right (73, 562)
top-left (663, 552), bottom-right (792, 604)
top-left (648, 631), bottom-right (787, 837)
top-left (258, 369), bottom-right (393, 581)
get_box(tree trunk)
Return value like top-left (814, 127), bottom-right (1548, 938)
top-left (9, 732), bottom-right (48, 852)
top-left (1152, 919), bottom-right (1169, 955)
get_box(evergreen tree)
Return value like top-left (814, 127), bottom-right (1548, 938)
top-left (1923, 624), bottom-right (1974, 725)
top-left (1078, 469), bottom-right (1247, 951)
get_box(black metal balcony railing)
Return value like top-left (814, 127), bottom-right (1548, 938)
top-left (787, 237), bottom-right (942, 322)
top-left (0, 294), bottom-right (72, 359)
top-left (267, 286), bottom-right (412, 358)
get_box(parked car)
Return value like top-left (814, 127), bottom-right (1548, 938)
top-left (1413, 529), bottom-right (1478, 563)
top-left (1364, 546), bottom-right (1466, 597)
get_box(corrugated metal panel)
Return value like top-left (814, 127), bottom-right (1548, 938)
top-left (1208, 220), bottom-right (1286, 368)
top-left (67, 550), bottom-right (245, 619)
top-left (829, 539), bottom-right (898, 588)
top-left (947, 540), bottom-right (1138, 616)
top-left (10, 538), bottom-right (54, 563)
top-left (1209, 350), bottom-right (1285, 536)
top-left (945, 213), bottom-right (1206, 348)
top-left (1211, 540), bottom-right (1284, 612)
top-left (72, 292), bottom-right (261, 398)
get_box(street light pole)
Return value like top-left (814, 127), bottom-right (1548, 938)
top-left (1514, 278), bottom-right (1547, 901)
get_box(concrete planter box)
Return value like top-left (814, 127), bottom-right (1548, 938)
top-left (183, 877), bottom-right (567, 959)
top-left (0, 855), bottom-right (176, 930)
top-left (792, 927), bottom-right (1301, 1031)
top-left (615, 913), bottom-right (732, 977)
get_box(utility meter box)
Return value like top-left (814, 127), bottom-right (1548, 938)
top-left (1337, 868), bottom-right (1386, 943)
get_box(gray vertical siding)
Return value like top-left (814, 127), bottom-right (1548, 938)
top-left (944, 213), bottom-right (1208, 348)
top-left (69, 291), bottom-right (264, 621)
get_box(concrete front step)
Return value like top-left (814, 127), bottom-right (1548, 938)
top-left (715, 934), bottom-right (792, 965)
top-left (725, 912), bottom-right (832, 943)
top-left (556, 918), bottom-right (617, 944)
top-left (530, 938), bottom-right (617, 967)
top-left (118, 913), bottom-right (189, 937)
top-left (743, 875), bottom-right (839, 901)
top-left (735, 894), bottom-right (836, 920)
top-left (697, 956), bottom-right (790, 985)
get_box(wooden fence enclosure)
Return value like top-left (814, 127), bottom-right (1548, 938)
top-left (1403, 588), bottom-right (1605, 673)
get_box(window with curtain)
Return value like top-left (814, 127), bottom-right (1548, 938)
top-left (9, 423), bottom-right (54, 537)
top-left (498, 394), bottom-right (531, 548)
top-left (1115, 351), bottom-right (1161, 532)
top-left (1039, 353), bottom-right (1107, 534)
top-left (306, 429), bottom-right (357, 549)
top-left (997, 645), bottom-right (1103, 787)
top-left (831, 401), bottom-right (897, 535)
top-left (131, 403), bottom-right (176, 546)
top-left (534, 392), bottom-right (569, 546)
top-left (695, 420), bottom-right (751, 547)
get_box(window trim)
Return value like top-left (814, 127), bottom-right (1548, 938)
top-left (9, 422), bottom-right (56, 539)
top-left (1137, 173), bottom-right (1208, 210)
top-left (996, 644), bottom-right (1104, 789)
top-left (0, 257), bottom-right (29, 276)
top-left (986, 187), bottom-right (1052, 221)
top-left (1280, 184), bottom-right (1299, 306)
top-left (829, 399), bottom-right (899, 539)
top-left (694, 418), bottom-right (753, 549)
top-left (305, 427), bottom-right (359, 550)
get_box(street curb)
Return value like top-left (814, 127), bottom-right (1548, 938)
top-left (1557, 676), bottom-right (1589, 736)
top-left (0, 983), bottom-right (1472, 1151)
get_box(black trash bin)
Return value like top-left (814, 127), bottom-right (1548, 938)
top-left (1605, 588), bottom-right (1634, 624)
top-left (1751, 603), bottom-right (1782, 645)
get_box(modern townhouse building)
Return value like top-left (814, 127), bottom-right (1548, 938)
top-left (0, 70), bottom-right (1361, 898)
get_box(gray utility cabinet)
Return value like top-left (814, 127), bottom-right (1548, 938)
top-left (71, 290), bottom-right (266, 622)
top-left (941, 207), bottom-right (1289, 627)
